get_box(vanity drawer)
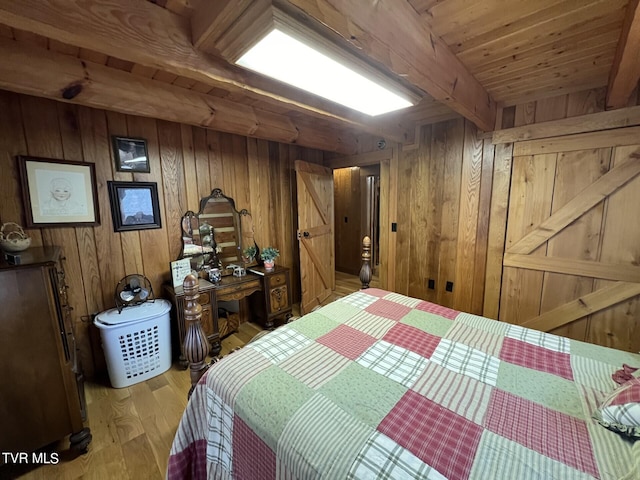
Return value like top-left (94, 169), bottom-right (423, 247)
top-left (223, 278), bottom-right (261, 293)
top-left (199, 292), bottom-right (211, 305)
top-left (268, 273), bottom-right (287, 288)
top-left (217, 279), bottom-right (262, 302)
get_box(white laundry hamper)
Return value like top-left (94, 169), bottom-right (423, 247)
top-left (94, 299), bottom-right (172, 388)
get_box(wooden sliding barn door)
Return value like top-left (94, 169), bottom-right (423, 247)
top-left (499, 128), bottom-right (640, 352)
top-left (295, 160), bottom-right (335, 314)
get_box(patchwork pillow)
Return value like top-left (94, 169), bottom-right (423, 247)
top-left (593, 377), bottom-right (640, 439)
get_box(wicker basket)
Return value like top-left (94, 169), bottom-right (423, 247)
top-left (0, 222), bottom-right (32, 253)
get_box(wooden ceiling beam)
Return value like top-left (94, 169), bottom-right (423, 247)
top-left (607, 0), bottom-right (640, 109)
top-left (0, 0), bottom-right (408, 143)
top-left (287, 0), bottom-right (497, 132)
top-left (191, 0), bottom-right (254, 51)
top-left (0, 37), bottom-right (358, 154)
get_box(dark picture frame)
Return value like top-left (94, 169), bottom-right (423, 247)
top-left (17, 155), bottom-right (100, 228)
top-left (112, 136), bottom-right (150, 173)
top-left (107, 181), bottom-right (162, 232)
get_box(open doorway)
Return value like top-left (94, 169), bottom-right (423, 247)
top-left (333, 165), bottom-right (380, 275)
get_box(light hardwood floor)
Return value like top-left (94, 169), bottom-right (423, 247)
top-left (6, 272), bottom-right (376, 479)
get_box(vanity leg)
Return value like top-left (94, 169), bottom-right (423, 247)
top-left (209, 338), bottom-right (221, 357)
top-left (178, 354), bottom-right (189, 370)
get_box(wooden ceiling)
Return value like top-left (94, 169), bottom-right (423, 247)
top-left (0, 0), bottom-right (637, 155)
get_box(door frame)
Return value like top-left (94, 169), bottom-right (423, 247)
top-left (324, 147), bottom-right (398, 291)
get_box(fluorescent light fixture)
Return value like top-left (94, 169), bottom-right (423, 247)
top-left (237, 29), bottom-right (414, 116)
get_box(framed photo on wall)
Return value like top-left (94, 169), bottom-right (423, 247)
top-left (107, 181), bottom-right (162, 232)
top-left (17, 155), bottom-right (100, 228)
top-left (112, 136), bottom-right (150, 173)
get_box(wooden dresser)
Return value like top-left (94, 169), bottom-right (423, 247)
top-left (0, 247), bottom-right (91, 458)
top-left (165, 266), bottom-right (292, 367)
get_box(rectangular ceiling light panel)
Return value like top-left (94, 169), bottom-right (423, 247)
top-left (237, 29), bottom-right (414, 116)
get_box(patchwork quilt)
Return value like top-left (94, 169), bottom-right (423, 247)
top-left (168, 288), bottom-right (640, 479)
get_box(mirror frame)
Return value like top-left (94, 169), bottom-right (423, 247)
top-left (179, 188), bottom-right (256, 276)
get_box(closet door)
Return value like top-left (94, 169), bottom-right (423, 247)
top-left (499, 127), bottom-right (640, 352)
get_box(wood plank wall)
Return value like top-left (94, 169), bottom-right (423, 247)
top-left (494, 87), bottom-right (640, 352)
top-left (347, 86), bottom-right (638, 352)
top-left (0, 90), bottom-right (323, 376)
top-left (392, 117), bottom-right (493, 313)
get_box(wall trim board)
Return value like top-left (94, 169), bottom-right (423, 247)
top-left (520, 282), bottom-right (640, 333)
top-left (504, 253), bottom-right (640, 283)
top-left (492, 104), bottom-right (640, 145)
top-left (512, 125), bottom-right (640, 156)
top-left (325, 148), bottom-right (393, 169)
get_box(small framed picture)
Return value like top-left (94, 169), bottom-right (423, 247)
top-left (112, 136), bottom-right (150, 173)
top-left (107, 181), bottom-right (162, 232)
top-left (17, 155), bottom-right (100, 228)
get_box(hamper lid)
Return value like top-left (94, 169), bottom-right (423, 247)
top-left (94, 298), bottom-right (171, 326)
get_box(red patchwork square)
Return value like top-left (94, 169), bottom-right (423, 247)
top-left (415, 301), bottom-right (459, 320)
top-left (500, 338), bottom-right (573, 381)
top-left (365, 299), bottom-right (412, 321)
top-left (362, 288), bottom-right (388, 298)
top-left (167, 439), bottom-right (207, 480)
top-left (233, 415), bottom-right (276, 479)
top-left (316, 324), bottom-right (377, 360)
top-left (485, 389), bottom-right (598, 477)
top-left (382, 323), bottom-right (441, 358)
top-left (379, 390), bottom-right (482, 480)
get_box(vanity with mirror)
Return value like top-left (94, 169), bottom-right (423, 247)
top-left (179, 188), bottom-right (254, 274)
top-left (164, 188), bottom-right (292, 368)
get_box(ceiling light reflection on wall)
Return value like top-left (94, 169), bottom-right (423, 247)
top-left (237, 29), bottom-right (414, 116)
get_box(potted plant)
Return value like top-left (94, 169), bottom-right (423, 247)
top-left (260, 246), bottom-right (279, 271)
top-left (243, 244), bottom-right (257, 263)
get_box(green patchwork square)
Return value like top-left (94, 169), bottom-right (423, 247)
top-left (456, 312), bottom-right (508, 336)
top-left (314, 301), bottom-right (363, 324)
top-left (469, 430), bottom-right (588, 479)
top-left (319, 362), bottom-right (407, 427)
top-left (278, 393), bottom-right (373, 479)
top-left (401, 309), bottom-right (453, 338)
top-left (570, 339), bottom-right (640, 367)
top-left (235, 366), bottom-right (314, 450)
top-left (287, 312), bottom-right (339, 340)
top-left (496, 361), bottom-right (583, 419)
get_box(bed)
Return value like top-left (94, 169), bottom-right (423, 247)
top-left (168, 243), bottom-right (640, 479)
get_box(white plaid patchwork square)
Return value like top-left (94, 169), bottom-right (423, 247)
top-left (382, 292), bottom-right (424, 308)
top-left (506, 324), bottom-right (570, 353)
top-left (357, 340), bottom-right (428, 388)
top-left (348, 431), bottom-right (446, 480)
top-left (251, 327), bottom-right (311, 363)
top-left (431, 338), bottom-right (500, 386)
top-left (571, 355), bottom-right (619, 392)
top-left (205, 388), bottom-right (234, 471)
top-left (340, 291), bottom-right (378, 309)
top-left (456, 312), bottom-right (508, 336)
top-left (344, 310), bottom-right (396, 339)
